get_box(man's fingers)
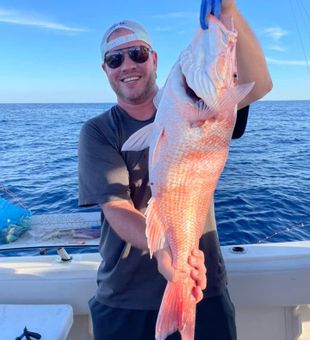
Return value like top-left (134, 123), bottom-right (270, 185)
top-left (189, 250), bottom-right (206, 273)
top-left (191, 269), bottom-right (207, 290)
top-left (188, 249), bottom-right (207, 291)
top-left (192, 286), bottom-right (203, 303)
top-left (189, 249), bottom-right (205, 266)
top-left (156, 247), bottom-right (207, 297)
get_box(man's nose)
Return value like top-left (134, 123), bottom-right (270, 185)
top-left (120, 52), bottom-right (137, 70)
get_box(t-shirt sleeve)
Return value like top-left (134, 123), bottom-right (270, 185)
top-left (78, 119), bottom-right (131, 207)
top-left (232, 105), bottom-right (250, 139)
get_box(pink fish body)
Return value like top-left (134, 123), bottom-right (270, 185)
top-left (122, 15), bottom-right (254, 340)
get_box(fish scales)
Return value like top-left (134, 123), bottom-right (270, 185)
top-left (155, 118), bottom-right (233, 270)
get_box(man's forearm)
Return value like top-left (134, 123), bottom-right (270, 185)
top-left (222, 3), bottom-right (273, 107)
top-left (101, 200), bottom-right (149, 250)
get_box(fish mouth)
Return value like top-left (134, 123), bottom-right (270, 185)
top-left (180, 71), bottom-right (211, 127)
top-left (182, 74), bottom-right (204, 104)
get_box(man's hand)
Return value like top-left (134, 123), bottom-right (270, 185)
top-left (154, 247), bottom-right (207, 303)
top-left (188, 249), bottom-right (207, 302)
top-left (154, 247), bottom-right (187, 283)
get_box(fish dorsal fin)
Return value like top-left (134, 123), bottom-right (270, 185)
top-left (145, 197), bottom-right (168, 257)
top-left (151, 126), bottom-right (165, 168)
top-left (121, 123), bottom-right (154, 151)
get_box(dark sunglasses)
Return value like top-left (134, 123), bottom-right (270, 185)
top-left (104, 45), bottom-right (153, 69)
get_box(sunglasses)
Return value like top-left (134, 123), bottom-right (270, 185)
top-left (104, 45), bottom-right (153, 69)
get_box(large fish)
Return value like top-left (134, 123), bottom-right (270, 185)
top-left (122, 14), bottom-right (254, 340)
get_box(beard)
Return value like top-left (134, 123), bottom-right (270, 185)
top-left (112, 72), bottom-right (157, 105)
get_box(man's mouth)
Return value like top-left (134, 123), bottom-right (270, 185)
top-left (122, 76), bottom-right (141, 83)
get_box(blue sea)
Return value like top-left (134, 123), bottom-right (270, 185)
top-left (0, 101), bottom-right (309, 250)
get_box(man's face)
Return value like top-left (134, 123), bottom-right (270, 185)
top-left (102, 28), bottom-right (158, 106)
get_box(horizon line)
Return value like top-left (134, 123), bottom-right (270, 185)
top-left (1, 99), bottom-right (310, 105)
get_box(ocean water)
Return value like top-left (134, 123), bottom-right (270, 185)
top-left (0, 101), bottom-right (309, 249)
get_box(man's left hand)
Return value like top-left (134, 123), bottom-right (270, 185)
top-left (188, 249), bottom-right (207, 302)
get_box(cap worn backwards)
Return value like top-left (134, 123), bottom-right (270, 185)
top-left (100, 20), bottom-right (152, 61)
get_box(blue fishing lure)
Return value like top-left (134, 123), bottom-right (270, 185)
top-left (200, 0), bottom-right (222, 29)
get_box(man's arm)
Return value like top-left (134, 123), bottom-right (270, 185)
top-left (102, 200), bottom-right (207, 301)
top-left (100, 200), bottom-right (149, 250)
top-left (222, 0), bottom-right (273, 108)
top-left (233, 105), bottom-right (249, 139)
top-left (78, 116), bottom-right (207, 293)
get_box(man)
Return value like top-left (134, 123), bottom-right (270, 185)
top-left (79, 1), bottom-right (272, 339)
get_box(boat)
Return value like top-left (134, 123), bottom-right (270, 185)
top-left (0, 212), bottom-right (309, 339)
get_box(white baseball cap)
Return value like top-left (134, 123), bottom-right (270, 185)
top-left (100, 20), bottom-right (152, 61)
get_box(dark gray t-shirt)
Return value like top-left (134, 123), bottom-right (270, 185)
top-left (78, 104), bottom-right (227, 310)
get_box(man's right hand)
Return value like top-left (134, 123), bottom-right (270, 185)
top-left (154, 247), bottom-right (207, 303)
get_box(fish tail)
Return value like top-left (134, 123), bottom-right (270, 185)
top-left (156, 280), bottom-right (196, 340)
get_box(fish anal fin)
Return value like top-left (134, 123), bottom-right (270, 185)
top-left (121, 123), bottom-right (154, 152)
top-left (145, 197), bottom-right (167, 258)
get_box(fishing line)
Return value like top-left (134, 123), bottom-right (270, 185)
top-left (297, 0), bottom-right (310, 21)
top-left (296, 0), bottom-right (310, 39)
top-left (289, 0), bottom-right (310, 73)
top-left (257, 222), bottom-right (310, 243)
top-left (0, 185), bottom-right (30, 210)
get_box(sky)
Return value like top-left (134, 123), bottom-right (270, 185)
top-left (0, 0), bottom-right (309, 103)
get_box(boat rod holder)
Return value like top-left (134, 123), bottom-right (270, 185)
top-left (57, 247), bottom-right (72, 262)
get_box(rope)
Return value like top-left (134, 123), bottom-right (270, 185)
top-left (257, 222), bottom-right (309, 243)
top-left (0, 185), bottom-right (29, 210)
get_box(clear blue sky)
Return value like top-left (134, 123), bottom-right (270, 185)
top-left (0, 0), bottom-right (309, 103)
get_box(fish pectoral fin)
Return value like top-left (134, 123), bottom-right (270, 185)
top-left (185, 100), bottom-right (216, 127)
top-left (213, 82), bottom-right (255, 113)
top-left (195, 99), bottom-right (215, 124)
top-left (192, 82), bottom-right (255, 122)
top-left (121, 123), bottom-right (154, 151)
top-left (224, 82), bottom-right (255, 108)
top-left (145, 197), bottom-right (167, 257)
top-left (182, 99), bottom-right (218, 127)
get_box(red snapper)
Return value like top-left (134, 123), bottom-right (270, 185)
top-left (122, 14), bottom-right (254, 340)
